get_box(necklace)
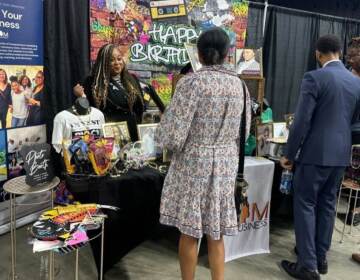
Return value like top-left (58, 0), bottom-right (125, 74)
top-left (71, 106), bottom-right (93, 134)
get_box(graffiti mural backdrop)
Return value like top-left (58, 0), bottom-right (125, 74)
top-left (90, 0), bottom-right (249, 105)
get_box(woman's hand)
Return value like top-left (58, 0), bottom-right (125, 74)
top-left (28, 98), bottom-right (40, 106)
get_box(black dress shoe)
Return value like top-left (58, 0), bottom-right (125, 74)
top-left (294, 247), bottom-right (328, 274)
top-left (317, 259), bottom-right (328, 275)
top-left (281, 260), bottom-right (320, 280)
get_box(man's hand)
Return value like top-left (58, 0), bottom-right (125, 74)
top-left (280, 157), bottom-right (293, 171)
top-left (73, 84), bottom-right (85, 98)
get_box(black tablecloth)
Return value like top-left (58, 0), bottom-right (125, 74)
top-left (65, 167), bottom-right (165, 275)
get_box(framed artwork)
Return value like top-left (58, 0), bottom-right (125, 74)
top-left (137, 123), bottom-right (162, 159)
top-left (236, 48), bottom-right (263, 76)
top-left (273, 122), bottom-right (288, 139)
top-left (102, 122), bottom-right (131, 149)
top-left (142, 110), bottom-right (161, 124)
top-left (256, 123), bottom-right (273, 157)
top-left (184, 43), bottom-right (202, 72)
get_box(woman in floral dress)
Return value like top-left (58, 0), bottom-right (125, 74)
top-left (155, 28), bottom-right (251, 280)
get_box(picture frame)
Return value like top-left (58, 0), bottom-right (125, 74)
top-left (256, 123), bottom-right (273, 157)
top-left (272, 122), bottom-right (288, 139)
top-left (102, 122), bottom-right (131, 149)
top-left (184, 43), bottom-right (203, 72)
top-left (236, 48), bottom-right (263, 77)
top-left (240, 77), bottom-right (265, 109)
top-left (142, 110), bottom-right (162, 124)
top-left (137, 123), bottom-right (162, 160)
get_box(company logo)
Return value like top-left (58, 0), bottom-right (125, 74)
top-left (238, 200), bottom-right (270, 232)
top-left (0, 30), bottom-right (9, 39)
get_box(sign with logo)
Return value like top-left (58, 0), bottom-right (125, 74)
top-left (0, 0), bottom-right (45, 233)
top-left (20, 143), bottom-right (54, 186)
top-left (0, 0), bottom-right (43, 65)
top-left (224, 157), bottom-right (275, 261)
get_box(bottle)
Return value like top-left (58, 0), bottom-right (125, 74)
top-left (280, 169), bottom-right (293, 195)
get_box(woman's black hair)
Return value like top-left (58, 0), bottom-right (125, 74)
top-left (9, 76), bottom-right (18, 83)
top-left (180, 63), bottom-right (193, 74)
top-left (197, 27), bottom-right (230, 66)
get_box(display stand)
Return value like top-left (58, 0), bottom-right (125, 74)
top-left (32, 218), bottom-right (106, 280)
top-left (3, 176), bottom-right (60, 280)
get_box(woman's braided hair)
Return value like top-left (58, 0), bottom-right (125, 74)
top-left (91, 43), bottom-right (143, 110)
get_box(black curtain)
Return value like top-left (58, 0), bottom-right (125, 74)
top-left (44, 0), bottom-right (90, 133)
top-left (246, 2), bottom-right (265, 49)
top-left (263, 7), bottom-right (319, 120)
top-left (263, 6), bottom-right (360, 120)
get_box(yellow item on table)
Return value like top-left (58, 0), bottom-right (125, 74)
top-left (40, 204), bottom-right (98, 220)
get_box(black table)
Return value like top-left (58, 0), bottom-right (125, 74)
top-left (65, 167), bottom-right (165, 275)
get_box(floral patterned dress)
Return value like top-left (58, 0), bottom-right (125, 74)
top-left (155, 65), bottom-right (251, 240)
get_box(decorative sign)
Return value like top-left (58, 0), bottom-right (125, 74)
top-left (20, 143), bottom-right (54, 186)
top-left (90, 0), bottom-right (249, 105)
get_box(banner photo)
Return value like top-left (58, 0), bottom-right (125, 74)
top-left (0, 0), bottom-right (46, 233)
top-left (90, 0), bottom-right (249, 105)
top-left (224, 157), bottom-right (274, 261)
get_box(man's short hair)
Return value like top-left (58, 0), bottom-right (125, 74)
top-left (316, 35), bottom-right (342, 54)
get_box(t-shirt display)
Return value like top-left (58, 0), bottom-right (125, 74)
top-left (52, 107), bottom-right (105, 153)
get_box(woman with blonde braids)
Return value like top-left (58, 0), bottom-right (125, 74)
top-left (74, 43), bottom-right (144, 141)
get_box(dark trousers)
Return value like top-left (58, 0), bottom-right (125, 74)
top-left (0, 110), bottom-right (7, 129)
top-left (293, 164), bottom-right (344, 270)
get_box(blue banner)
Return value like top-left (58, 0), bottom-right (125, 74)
top-left (0, 0), bottom-right (43, 65)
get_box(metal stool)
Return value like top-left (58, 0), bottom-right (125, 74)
top-left (4, 176), bottom-right (60, 280)
top-left (335, 179), bottom-right (360, 243)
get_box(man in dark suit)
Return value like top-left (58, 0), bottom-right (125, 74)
top-left (280, 35), bottom-right (360, 280)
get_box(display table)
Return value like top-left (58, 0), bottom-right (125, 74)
top-left (65, 167), bottom-right (165, 274)
top-left (224, 157), bottom-right (275, 262)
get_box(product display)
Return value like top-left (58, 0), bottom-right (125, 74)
top-left (31, 203), bottom-right (118, 253)
top-left (52, 106), bottom-right (105, 153)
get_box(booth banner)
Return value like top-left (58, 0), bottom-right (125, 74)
top-left (0, 0), bottom-right (46, 232)
top-left (90, 0), bottom-right (249, 105)
top-left (224, 157), bottom-right (275, 262)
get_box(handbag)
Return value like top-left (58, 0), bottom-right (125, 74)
top-left (234, 80), bottom-right (249, 219)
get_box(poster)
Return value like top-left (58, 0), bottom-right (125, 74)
top-left (7, 124), bottom-right (47, 179)
top-left (90, 0), bottom-right (249, 105)
top-left (0, 0), bottom-right (44, 129)
top-left (0, 0), bottom-right (45, 233)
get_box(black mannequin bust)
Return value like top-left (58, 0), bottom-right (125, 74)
top-left (69, 97), bottom-right (90, 115)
